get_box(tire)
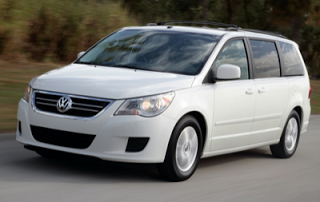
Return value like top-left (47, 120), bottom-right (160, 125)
top-left (270, 111), bottom-right (301, 158)
top-left (157, 115), bottom-right (203, 181)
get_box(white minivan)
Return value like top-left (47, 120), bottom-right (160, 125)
top-left (17, 21), bottom-right (311, 181)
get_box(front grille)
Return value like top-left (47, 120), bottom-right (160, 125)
top-left (30, 125), bottom-right (96, 149)
top-left (33, 90), bottom-right (112, 118)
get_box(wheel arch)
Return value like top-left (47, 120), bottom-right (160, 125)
top-left (277, 104), bottom-right (304, 141)
top-left (293, 106), bottom-right (303, 126)
top-left (178, 111), bottom-right (208, 152)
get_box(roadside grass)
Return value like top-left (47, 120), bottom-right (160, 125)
top-left (1, 61), bottom-right (320, 132)
top-left (0, 60), bottom-right (66, 132)
top-left (310, 79), bottom-right (320, 114)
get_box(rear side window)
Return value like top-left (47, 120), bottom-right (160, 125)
top-left (249, 40), bottom-right (280, 79)
top-left (279, 42), bottom-right (304, 76)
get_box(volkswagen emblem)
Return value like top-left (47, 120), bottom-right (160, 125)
top-left (57, 96), bottom-right (72, 113)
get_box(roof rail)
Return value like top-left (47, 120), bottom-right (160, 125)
top-left (240, 28), bottom-right (287, 39)
top-left (145, 23), bottom-right (158, 26)
top-left (146, 21), bottom-right (286, 39)
top-left (156, 21), bottom-right (239, 29)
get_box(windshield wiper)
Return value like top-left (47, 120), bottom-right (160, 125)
top-left (77, 61), bottom-right (152, 72)
top-left (111, 64), bottom-right (147, 71)
top-left (75, 61), bottom-right (98, 65)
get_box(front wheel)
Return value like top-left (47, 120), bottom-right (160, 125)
top-left (270, 111), bottom-right (301, 158)
top-left (157, 115), bottom-right (203, 181)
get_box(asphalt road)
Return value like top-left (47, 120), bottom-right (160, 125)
top-left (1, 115), bottom-right (320, 202)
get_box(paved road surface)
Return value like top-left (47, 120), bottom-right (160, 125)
top-left (1, 115), bottom-right (320, 202)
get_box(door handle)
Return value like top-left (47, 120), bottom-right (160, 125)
top-left (258, 87), bottom-right (266, 93)
top-left (245, 89), bottom-right (255, 95)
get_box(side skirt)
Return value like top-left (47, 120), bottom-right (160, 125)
top-left (201, 139), bottom-right (279, 158)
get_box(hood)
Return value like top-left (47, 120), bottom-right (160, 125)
top-left (31, 64), bottom-right (195, 99)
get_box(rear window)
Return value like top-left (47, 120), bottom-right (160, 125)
top-left (249, 40), bottom-right (280, 79)
top-left (279, 42), bottom-right (304, 76)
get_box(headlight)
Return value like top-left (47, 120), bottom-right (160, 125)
top-left (115, 92), bottom-right (175, 117)
top-left (23, 85), bottom-right (31, 102)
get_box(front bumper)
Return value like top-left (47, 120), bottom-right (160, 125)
top-left (16, 98), bottom-right (177, 163)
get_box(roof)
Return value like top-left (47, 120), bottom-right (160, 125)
top-left (143, 21), bottom-right (287, 39)
top-left (123, 25), bottom-right (227, 36)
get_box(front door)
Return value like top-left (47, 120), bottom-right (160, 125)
top-left (210, 39), bottom-right (256, 151)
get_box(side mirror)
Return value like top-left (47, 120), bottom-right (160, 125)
top-left (216, 64), bottom-right (241, 80)
top-left (77, 51), bottom-right (86, 59)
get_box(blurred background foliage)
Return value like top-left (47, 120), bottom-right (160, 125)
top-left (0, 0), bottom-right (137, 62)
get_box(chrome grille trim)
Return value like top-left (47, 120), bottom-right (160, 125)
top-left (36, 101), bottom-right (56, 107)
top-left (31, 89), bottom-right (114, 120)
top-left (71, 107), bottom-right (99, 112)
top-left (72, 102), bottom-right (104, 108)
top-left (36, 97), bottom-right (58, 102)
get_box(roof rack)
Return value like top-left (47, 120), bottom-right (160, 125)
top-left (156, 21), bottom-right (239, 29)
top-left (146, 21), bottom-right (287, 39)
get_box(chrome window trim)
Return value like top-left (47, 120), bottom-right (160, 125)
top-left (31, 89), bottom-right (115, 121)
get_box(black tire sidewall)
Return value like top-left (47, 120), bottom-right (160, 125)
top-left (166, 115), bottom-right (203, 181)
top-left (281, 111), bottom-right (301, 157)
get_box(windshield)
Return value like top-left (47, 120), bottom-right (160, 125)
top-left (76, 29), bottom-right (221, 75)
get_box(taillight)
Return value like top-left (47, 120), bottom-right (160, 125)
top-left (309, 87), bottom-right (312, 99)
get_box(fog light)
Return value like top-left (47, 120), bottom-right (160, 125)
top-left (126, 137), bottom-right (149, 152)
top-left (18, 121), bottom-right (22, 135)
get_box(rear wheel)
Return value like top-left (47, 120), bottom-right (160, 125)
top-left (157, 115), bottom-right (203, 181)
top-left (270, 111), bottom-right (300, 158)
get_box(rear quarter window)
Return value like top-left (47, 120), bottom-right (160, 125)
top-left (279, 42), bottom-right (304, 76)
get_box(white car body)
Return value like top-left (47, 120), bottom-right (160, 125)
top-left (16, 25), bottom-right (311, 165)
